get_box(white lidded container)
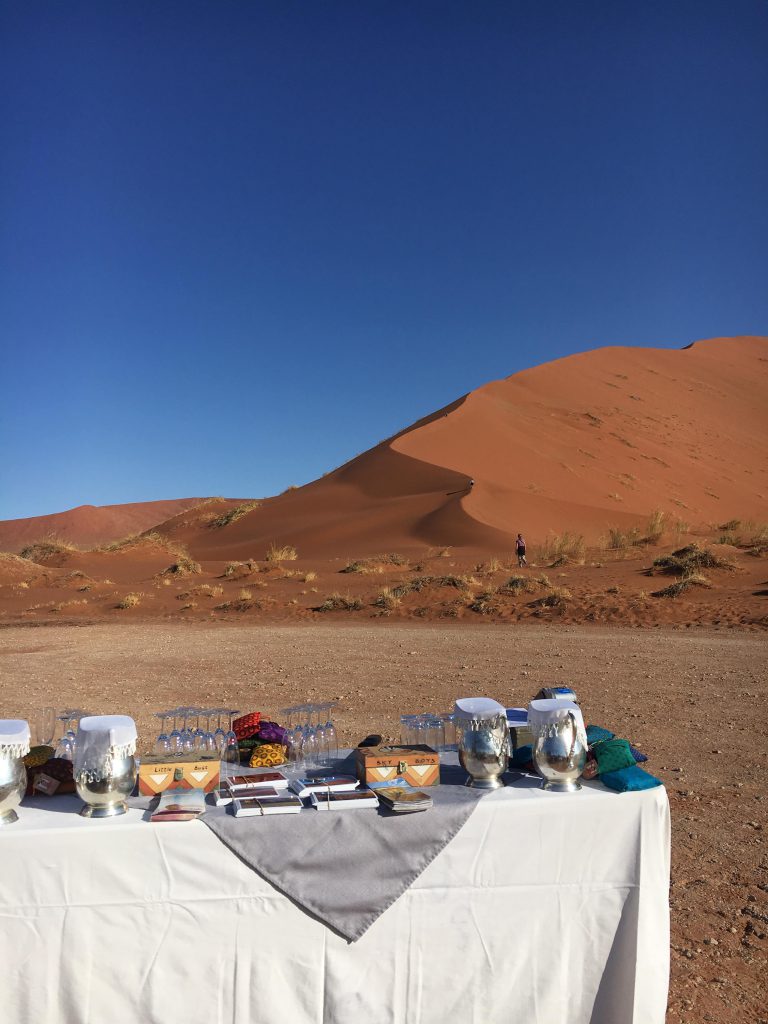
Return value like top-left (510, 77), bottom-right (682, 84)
top-left (0, 719), bottom-right (31, 826)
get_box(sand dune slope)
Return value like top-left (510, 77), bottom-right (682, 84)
top-left (157, 336), bottom-right (767, 559)
top-left (0, 498), bottom-right (206, 552)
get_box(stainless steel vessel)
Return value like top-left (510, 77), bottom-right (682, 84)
top-left (74, 715), bottom-right (138, 818)
top-left (75, 753), bottom-right (138, 818)
top-left (529, 699), bottom-right (586, 792)
top-left (0, 720), bottom-right (30, 826)
top-left (455, 698), bottom-right (509, 789)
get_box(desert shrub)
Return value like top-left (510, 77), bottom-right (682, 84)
top-left (718, 532), bottom-right (736, 546)
top-left (214, 592), bottom-right (269, 611)
top-left (652, 573), bottom-right (711, 598)
top-left (341, 560), bottom-right (383, 575)
top-left (718, 519), bottom-right (741, 531)
top-left (374, 587), bottom-right (401, 611)
top-left (468, 590), bottom-right (501, 615)
top-left (301, 571), bottom-right (317, 583)
top-left (539, 532), bottom-right (586, 566)
top-left (606, 585), bottom-right (620, 595)
top-left (317, 592), bottom-right (363, 612)
top-left (180, 602), bottom-right (197, 610)
top-left (19, 538), bottom-right (78, 562)
top-left (223, 559), bottom-right (258, 578)
top-left (265, 543), bottom-right (298, 562)
top-left (209, 502), bottom-right (261, 529)
top-left (501, 574), bottom-right (537, 595)
top-left (533, 573), bottom-right (552, 588)
top-left (159, 556), bottom-right (202, 578)
top-left (649, 544), bottom-right (734, 576)
top-left (117, 593), bottom-right (142, 609)
top-left (531, 587), bottom-right (570, 609)
top-left (736, 524), bottom-right (768, 556)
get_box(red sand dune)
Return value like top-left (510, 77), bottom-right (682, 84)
top-left (0, 498), bottom-right (206, 553)
top-left (152, 335), bottom-right (767, 560)
top-left (3, 337), bottom-right (765, 564)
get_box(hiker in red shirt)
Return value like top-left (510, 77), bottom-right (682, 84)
top-left (516, 533), bottom-right (527, 568)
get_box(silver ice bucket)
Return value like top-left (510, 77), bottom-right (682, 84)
top-left (75, 715), bottom-right (138, 818)
top-left (529, 699), bottom-right (587, 792)
top-left (0, 720), bottom-right (30, 827)
top-left (455, 697), bottom-right (509, 790)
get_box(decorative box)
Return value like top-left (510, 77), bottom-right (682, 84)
top-left (355, 744), bottom-right (440, 790)
top-left (138, 755), bottom-right (220, 796)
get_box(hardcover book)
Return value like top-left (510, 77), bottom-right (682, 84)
top-left (290, 775), bottom-right (359, 798)
top-left (233, 793), bottom-right (303, 817)
top-left (310, 789), bottom-right (379, 811)
top-left (150, 788), bottom-right (207, 822)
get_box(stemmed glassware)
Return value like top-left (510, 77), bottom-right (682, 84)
top-left (168, 710), bottom-right (183, 755)
top-left (153, 712), bottom-right (172, 756)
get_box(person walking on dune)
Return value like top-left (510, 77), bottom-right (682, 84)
top-left (515, 533), bottom-right (527, 568)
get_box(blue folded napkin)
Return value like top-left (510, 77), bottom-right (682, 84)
top-left (600, 765), bottom-right (662, 792)
top-left (586, 724), bottom-right (615, 745)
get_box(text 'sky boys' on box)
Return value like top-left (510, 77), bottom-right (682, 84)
top-left (138, 756), bottom-right (220, 796)
top-left (355, 744), bottom-right (440, 790)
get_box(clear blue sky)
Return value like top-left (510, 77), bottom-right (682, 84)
top-left (1, 1), bottom-right (766, 520)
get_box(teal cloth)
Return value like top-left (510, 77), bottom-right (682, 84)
top-left (586, 724), bottom-right (614, 745)
top-left (600, 765), bottom-right (662, 792)
top-left (594, 738), bottom-right (636, 774)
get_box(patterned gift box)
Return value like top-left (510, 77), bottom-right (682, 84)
top-left (355, 744), bottom-right (440, 790)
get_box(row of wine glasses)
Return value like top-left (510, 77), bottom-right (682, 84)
top-left (153, 707), bottom-right (239, 765)
top-left (400, 713), bottom-right (457, 751)
top-left (49, 709), bottom-right (90, 761)
top-left (282, 703), bottom-right (339, 776)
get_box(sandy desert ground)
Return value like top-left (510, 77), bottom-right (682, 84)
top-left (1, 621), bottom-right (766, 1024)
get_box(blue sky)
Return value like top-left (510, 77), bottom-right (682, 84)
top-left (1, 1), bottom-right (766, 520)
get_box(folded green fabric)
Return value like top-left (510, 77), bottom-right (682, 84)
top-left (586, 724), bottom-right (614, 745)
top-left (594, 737), bottom-right (636, 774)
top-left (600, 765), bottom-right (662, 792)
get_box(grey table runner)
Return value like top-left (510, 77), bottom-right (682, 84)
top-left (201, 754), bottom-right (489, 941)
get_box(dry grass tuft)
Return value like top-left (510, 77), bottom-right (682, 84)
top-left (642, 509), bottom-right (667, 544)
top-left (265, 543), bottom-right (298, 563)
top-left (603, 526), bottom-right (641, 550)
top-left (532, 573), bottom-right (552, 588)
top-left (718, 519), bottom-right (741, 532)
top-left (475, 557), bottom-right (503, 576)
top-left (301, 571), bottom-right (317, 583)
top-left (317, 592), bottom-right (363, 612)
top-left (209, 502), bottom-right (261, 529)
top-left (341, 553), bottom-right (408, 574)
top-left (19, 538), bottom-right (79, 562)
top-left (539, 532), bottom-right (586, 566)
top-left (158, 556), bottom-right (202, 578)
top-left (653, 572), bottom-right (711, 598)
top-left (117, 592), bottom-right (142, 609)
top-left (374, 586), bottom-right (401, 611)
top-left (99, 531), bottom-right (186, 556)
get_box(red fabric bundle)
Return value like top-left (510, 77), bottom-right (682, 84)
top-left (233, 711), bottom-right (262, 740)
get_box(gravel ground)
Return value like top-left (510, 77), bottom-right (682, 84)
top-left (1, 621), bottom-right (766, 1023)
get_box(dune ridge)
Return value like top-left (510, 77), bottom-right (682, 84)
top-left (2, 336), bottom-right (766, 561)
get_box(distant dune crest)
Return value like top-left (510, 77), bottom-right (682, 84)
top-left (1, 336), bottom-right (766, 557)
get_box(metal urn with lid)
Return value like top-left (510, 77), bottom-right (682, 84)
top-left (528, 699), bottom-right (587, 792)
top-left (454, 697), bottom-right (510, 789)
top-left (0, 719), bottom-right (31, 826)
top-left (74, 715), bottom-right (138, 818)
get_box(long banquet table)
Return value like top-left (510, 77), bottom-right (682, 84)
top-left (0, 774), bottom-right (670, 1024)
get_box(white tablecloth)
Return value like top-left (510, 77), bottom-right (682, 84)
top-left (0, 776), bottom-right (670, 1024)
